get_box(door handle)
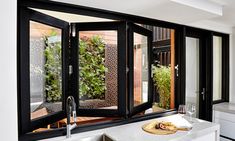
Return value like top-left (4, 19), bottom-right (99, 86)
top-left (201, 88), bottom-right (206, 101)
top-left (175, 64), bottom-right (179, 77)
top-left (151, 64), bottom-right (154, 78)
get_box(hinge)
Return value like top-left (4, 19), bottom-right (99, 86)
top-left (126, 67), bottom-right (129, 73)
top-left (71, 24), bottom-right (76, 37)
top-left (69, 65), bottom-right (73, 75)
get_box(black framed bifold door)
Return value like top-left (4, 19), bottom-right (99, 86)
top-left (185, 27), bottom-right (212, 121)
top-left (128, 23), bottom-right (153, 116)
top-left (70, 22), bottom-right (127, 117)
top-left (19, 8), bottom-right (69, 134)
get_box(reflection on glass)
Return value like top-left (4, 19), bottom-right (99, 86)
top-left (78, 31), bottom-right (118, 109)
top-left (133, 33), bottom-right (148, 106)
top-left (30, 21), bottom-right (62, 120)
top-left (150, 28), bottom-right (175, 112)
top-left (213, 36), bottom-right (222, 101)
top-left (185, 37), bottom-right (199, 118)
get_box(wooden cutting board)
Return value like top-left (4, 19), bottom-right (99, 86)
top-left (142, 121), bottom-right (190, 135)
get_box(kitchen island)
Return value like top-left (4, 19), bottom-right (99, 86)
top-left (42, 114), bottom-right (220, 141)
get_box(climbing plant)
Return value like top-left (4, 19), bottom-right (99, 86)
top-left (79, 36), bottom-right (107, 100)
top-left (44, 30), bottom-right (62, 102)
top-left (43, 33), bottom-right (107, 102)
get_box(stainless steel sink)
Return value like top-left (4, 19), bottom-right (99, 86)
top-left (78, 134), bottom-right (115, 141)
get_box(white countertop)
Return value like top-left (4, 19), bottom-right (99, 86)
top-left (41, 114), bottom-right (219, 141)
top-left (213, 102), bottom-right (235, 114)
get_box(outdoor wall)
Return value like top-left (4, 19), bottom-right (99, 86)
top-left (134, 46), bottom-right (143, 104)
top-left (0, 0), bottom-right (18, 141)
top-left (78, 31), bottom-right (118, 108)
top-left (30, 36), bottom-right (45, 110)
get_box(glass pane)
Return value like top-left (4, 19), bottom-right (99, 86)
top-left (151, 27), bottom-right (175, 112)
top-left (30, 21), bottom-right (62, 120)
top-left (213, 36), bottom-right (222, 101)
top-left (78, 31), bottom-right (118, 109)
top-left (185, 37), bottom-right (199, 118)
top-left (133, 33), bottom-right (149, 106)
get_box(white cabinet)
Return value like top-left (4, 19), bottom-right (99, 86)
top-left (220, 137), bottom-right (232, 141)
top-left (191, 132), bottom-right (216, 141)
top-left (214, 115), bottom-right (235, 139)
top-left (213, 103), bottom-right (235, 140)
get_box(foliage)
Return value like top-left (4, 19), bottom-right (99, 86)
top-left (44, 30), bottom-right (62, 102)
top-left (79, 36), bottom-right (107, 99)
top-left (152, 65), bottom-right (171, 109)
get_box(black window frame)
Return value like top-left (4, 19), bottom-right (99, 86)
top-left (212, 32), bottom-right (229, 104)
top-left (18, 2), bottom-right (182, 139)
top-left (70, 21), bottom-right (127, 117)
top-left (128, 22), bottom-right (153, 116)
top-left (17, 0), bottom-right (230, 140)
top-left (18, 8), bottom-right (70, 134)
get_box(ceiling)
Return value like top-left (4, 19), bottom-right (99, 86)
top-left (51, 0), bottom-right (235, 30)
top-left (32, 8), bottom-right (113, 23)
top-left (209, 0), bottom-right (235, 26)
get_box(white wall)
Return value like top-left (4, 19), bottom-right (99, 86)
top-left (0, 0), bottom-right (18, 141)
top-left (188, 20), bottom-right (233, 34)
top-left (230, 28), bottom-right (235, 103)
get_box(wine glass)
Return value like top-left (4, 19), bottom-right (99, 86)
top-left (187, 104), bottom-right (196, 122)
top-left (178, 105), bottom-right (186, 116)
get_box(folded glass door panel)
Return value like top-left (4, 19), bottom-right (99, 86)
top-left (19, 8), bottom-right (69, 133)
top-left (128, 23), bottom-right (153, 116)
top-left (70, 22), bottom-right (127, 117)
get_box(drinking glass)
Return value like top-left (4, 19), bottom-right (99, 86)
top-left (187, 104), bottom-right (196, 122)
top-left (178, 105), bottom-right (186, 116)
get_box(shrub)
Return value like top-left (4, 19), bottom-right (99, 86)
top-left (152, 65), bottom-right (171, 109)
